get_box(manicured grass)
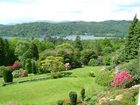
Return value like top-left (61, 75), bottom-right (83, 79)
top-left (0, 66), bottom-right (104, 105)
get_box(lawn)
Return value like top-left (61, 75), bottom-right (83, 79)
top-left (0, 66), bottom-right (104, 105)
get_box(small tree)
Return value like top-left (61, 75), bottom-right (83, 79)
top-left (25, 59), bottom-right (32, 73)
top-left (69, 91), bottom-right (77, 105)
top-left (41, 56), bottom-right (65, 73)
top-left (80, 88), bottom-right (85, 101)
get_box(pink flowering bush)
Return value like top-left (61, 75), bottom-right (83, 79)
top-left (65, 63), bottom-right (72, 70)
top-left (111, 70), bottom-right (132, 88)
top-left (12, 61), bottom-right (21, 69)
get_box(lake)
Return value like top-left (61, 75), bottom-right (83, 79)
top-left (2, 35), bottom-right (112, 40)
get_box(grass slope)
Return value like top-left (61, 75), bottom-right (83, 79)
top-left (0, 66), bottom-right (103, 105)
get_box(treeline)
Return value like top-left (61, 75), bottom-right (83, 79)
top-left (0, 20), bottom-right (130, 37)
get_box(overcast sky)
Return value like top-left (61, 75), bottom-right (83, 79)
top-left (0, 0), bottom-right (140, 24)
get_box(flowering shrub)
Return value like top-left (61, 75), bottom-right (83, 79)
top-left (111, 70), bottom-right (132, 88)
top-left (65, 63), bottom-right (71, 70)
top-left (12, 61), bottom-right (21, 69)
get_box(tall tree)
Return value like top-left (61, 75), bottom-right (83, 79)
top-left (74, 35), bottom-right (83, 51)
top-left (125, 15), bottom-right (139, 59)
top-left (0, 38), bottom-right (5, 66)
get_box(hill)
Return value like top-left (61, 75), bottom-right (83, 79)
top-left (0, 20), bottom-right (131, 37)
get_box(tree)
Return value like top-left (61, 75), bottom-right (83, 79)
top-left (15, 40), bottom-right (30, 60)
top-left (41, 56), bottom-right (65, 73)
top-left (125, 15), bottom-right (139, 59)
top-left (29, 43), bottom-right (39, 60)
top-left (74, 35), bottom-right (83, 51)
top-left (0, 38), bottom-right (5, 66)
top-left (25, 59), bottom-right (32, 73)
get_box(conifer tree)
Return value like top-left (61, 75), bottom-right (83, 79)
top-left (0, 38), bottom-right (5, 66)
top-left (125, 15), bottom-right (139, 59)
top-left (74, 35), bottom-right (83, 51)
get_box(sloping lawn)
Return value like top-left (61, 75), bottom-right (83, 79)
top-left (0, 66), bottom-right (103, 105)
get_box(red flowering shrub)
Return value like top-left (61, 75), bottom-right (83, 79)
top-left (12, 61), bottom-right (21, 69)
top-left (111, 70), bottom-right (132, 88)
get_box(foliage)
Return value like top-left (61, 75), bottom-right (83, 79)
top-left (121, 88), bottom-right (138, 105)
top-left (41, 56), bottom-right (65, 73)
top-left (69, 91), bottom-right (77, 105)
top-left (25, 59), bottom-right (32, 73)
top-left (89, 71), bottom-right (95, 77)
top-left (125, 15), bottom-right (140, 59)
top-left (12, 61), bottom-right (22, 70)
top-left (19, 70), bottom-right (28, 77)
top-left (103, 56), bottom-right (111, 65)
top-left (65, 63), bottom-right (72, 70)
top-left (119, 59), bottom-right (140, 75)
top-left (0, 21), bottom-right (130, 37)
top-left (111, 70), bottom-right (132, 88)
top-left (95, 70), bottom-right (114, 86)
top-left (0, 38), bottom-right (13, 66)
top-left (80, 88), bottom-right (85, 101)
top-left (74, 35), bottom-right (83, 51)
top-left (51, 72), bottom-right (63, 79)
top-left (81, 49), bottom-right (97, 65)
top-left (3, 67), bottom-right (13, 83)
top-left (88, 58), bottom-right (99, 66)
top-left (57, 100), bottom-right (64, 105)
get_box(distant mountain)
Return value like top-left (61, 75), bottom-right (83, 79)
top-left (0, 20), bottom-right (131, 37)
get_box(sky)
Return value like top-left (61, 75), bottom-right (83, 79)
top-left (0, 0), bottom-right (140, 24)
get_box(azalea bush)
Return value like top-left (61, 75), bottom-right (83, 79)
top-left (111, 70), bottom-right (132, 88)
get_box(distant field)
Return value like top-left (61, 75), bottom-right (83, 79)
top-left (0, 66), bottom-right (104, 105)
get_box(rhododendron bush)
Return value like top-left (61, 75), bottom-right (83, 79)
top-left (111, 70), bottom-right (132, 88)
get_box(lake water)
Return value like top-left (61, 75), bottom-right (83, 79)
top-left (64, 35), bottom-right (108, 40)
top-left (2, 35), bottom-right (111, 40)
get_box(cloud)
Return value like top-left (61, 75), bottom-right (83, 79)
top-left (0, 0), bottom-right (140, 24)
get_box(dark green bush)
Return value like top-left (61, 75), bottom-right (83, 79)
top-left (69, 91), bottom-right (77, 105)
top-left (57, 100), bottom-right (64, 105)
top-left (80, 88), bottom-right (85, 101)
top-left (88, 58), bottom-right (99, 66)
top-left (3, 68), bottom-right (13, 83)
top-left (95, 70), bottom-right (114, 86)
top-left (89, 71), bottom-right (95, 77)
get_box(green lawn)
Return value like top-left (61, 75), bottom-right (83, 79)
top-left (0, 66), bottom-right (104, 105)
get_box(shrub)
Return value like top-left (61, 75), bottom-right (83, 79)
top-left (12, 61), bottom-right (21, 70)
top-left (57, 100), bottom-right (64, 105)
top-left (65, 63), bottom-right (72, 70)
top-left (3, 67), bottom-right (13, 83)
top-left (31, 60), bottom-right (38, 74)
top-left (125, 74), bottom-right (140, 87)
top-left (119, 59), bottom-right (140, 75)
top-left (95, 70), bottom-right (114, 86)
top-left (88, 58), bottom-right (99, 66)
top-left (108, 100), bottom-right (123, 105)
top-left (12, 70), bottom-right (20, 78)
top-left (103, 56), bottom-right (111, 65)
top-left (19, 70), bottom-right (28, 77)
top-left (25, 59), bottom-right (32, 73)
top-left (51, 72), bottom-right (63, 79)
top-left (80, 88), bottom-right (85, 101)
top-left (69, 91), bottom-right (77, 105)
top-left (71, 61), bottom-right (82, 68)
top-left (111, 70), bottom-right (132, 88)
top-left (89, 71), bottom-right (95, 77)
